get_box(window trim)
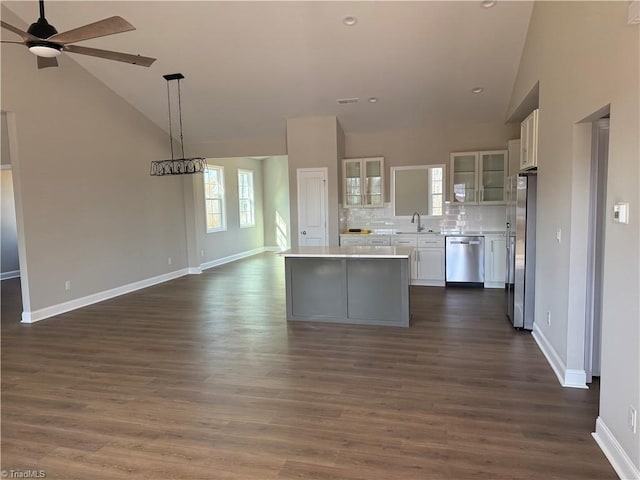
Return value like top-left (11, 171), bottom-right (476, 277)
top-left (204, 165), bottom-right (227, 233)
top-left (237, 169), bottom-right (255, 228)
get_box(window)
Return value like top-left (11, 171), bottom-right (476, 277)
top-left (428, 166), bottom-right (444, 216)
top-left (204, 165), bottom-right (226, 232)
top-left (391, 165), bottom-right (444, 217)
top-left (237, 169), bottom-right (255, 227)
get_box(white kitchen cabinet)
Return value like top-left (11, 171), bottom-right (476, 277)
top-left (484, 234), bottom-right (506, 288)
top-left (450, 150), bottom-right (507, 204)
top-left (390, 235), bottom-right (444, 286)
top-left (339, 235), bottom-right (366, 246)
top-left (520, 109), bottom-right (538, 170)
top-left (391, 235), bottom-right (418, 280)
top-left (416, 236), bottom-right (445, 286)
top-left (450, 152), bottom-right (478, 203)
top-left (343, 157), bottom-right (384, 207)
top-left (365, 235), bottom-right (391, 246)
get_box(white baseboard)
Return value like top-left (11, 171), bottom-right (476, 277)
top-left (200, 247), bottom-right (268, 270)
top-left (1, 270), bottom-right (20, 280)
top-left (21, 268), bottom-right (189, 324)
top-left (483, 281), bottom-right (505, 289)
top-left (411, 280), bottom-right (445, 287)
top-left (593, 417), bottom-right (640, 480)
top-left (264, 245), bottom-right (287, 252)
top-left (531, 322), bottom-right (588, 389)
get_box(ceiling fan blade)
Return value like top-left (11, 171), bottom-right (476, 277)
top-left (64, 44), bottom-right (156, 67)
top-left (37, 56), bottom-right (58, 69)
top-left (47, 16), bottom-right (135, 45)
top-left (1, 41), bottom-right (25, 45)
top-left (1, 20), bottom-right (38, 43)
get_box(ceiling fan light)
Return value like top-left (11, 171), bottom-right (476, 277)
top-left (28, 45), bottom-right (62, 58)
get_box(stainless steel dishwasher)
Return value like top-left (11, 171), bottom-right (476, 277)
top-left (445, 236), bottom-right (485, 286)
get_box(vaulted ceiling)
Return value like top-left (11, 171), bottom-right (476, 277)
top-left (2, 1), bottom-right (534, 144)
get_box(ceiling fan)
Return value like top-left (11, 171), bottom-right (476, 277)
top-left (1, 0), bottom-right (156, 69)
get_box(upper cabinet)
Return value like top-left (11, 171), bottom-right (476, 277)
top-left (520, 109), bottom-right (539, 170)
top-left (450, 150), bottom-right (507, 204)
top-left (342, 157), bottom-right (384, 207)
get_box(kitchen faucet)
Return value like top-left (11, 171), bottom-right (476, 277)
top-left (411, 211), bottom-right (425, 232)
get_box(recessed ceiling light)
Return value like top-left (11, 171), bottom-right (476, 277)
top-left (481, 1), bottom-right (496, 8)
top-left (343, 16), bottom-right (358, 26)
top-left (368, 97), bottom-right (378, 103)
top-left (471, 87), bottom-right (484, 94)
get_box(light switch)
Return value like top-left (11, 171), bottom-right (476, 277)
top-left (556, 228), bottom-right (562, 244)
top-left (613, 202), bottom-right (629, 224)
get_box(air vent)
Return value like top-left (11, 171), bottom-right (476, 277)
top-left (337, 97), bottom-right (359, 105)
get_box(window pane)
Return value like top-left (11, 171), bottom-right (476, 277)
top-left (237, 170), bottom-right (255, 227)
top-left (204, 166), bottom-right (226, 232)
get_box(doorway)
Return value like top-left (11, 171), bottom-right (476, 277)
top-left (1, 111), bottom-right (26, 324)
top-left (585, 117), bottom-right (609, 383)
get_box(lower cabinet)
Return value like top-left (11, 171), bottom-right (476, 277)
top-left (391, 235), bottom-right (445, 286)
top-left (391, 235), bottom-right (418, 281)
top-left (340, 235), bottom-right (365, 246)
top-left (416, 236), bottom-right (445, 286)
top-left (341, 233), bottom-right (503, 289)
top-left (365, 235), bottom-right (391, 246)
top-left (484, 234), bottom-right (506, 288)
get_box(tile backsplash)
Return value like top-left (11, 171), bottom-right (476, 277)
top-left (340, 203), bottom-right (506, 233)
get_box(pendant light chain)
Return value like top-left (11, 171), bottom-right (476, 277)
top-left (177, 78), bottom-right (186, 160)
top-left (166, 78), bottom-right (174, 161)
top-left (150, 73), bottom-right (206, 177)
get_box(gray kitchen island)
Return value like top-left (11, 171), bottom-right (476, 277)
top-left (281, 246), bottom-right (413, 327)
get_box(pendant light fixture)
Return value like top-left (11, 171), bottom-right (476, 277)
top-left (150, 73), bottom-right (206, 176)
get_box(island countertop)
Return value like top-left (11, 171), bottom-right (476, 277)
top-left (281, 246), bottom-right (414, 259)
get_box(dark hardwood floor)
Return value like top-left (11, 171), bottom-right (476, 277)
top-left (1, 253), bottom-right (616, 479)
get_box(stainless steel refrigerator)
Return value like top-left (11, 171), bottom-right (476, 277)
top-left (505, 173), bottom-right (537, 330)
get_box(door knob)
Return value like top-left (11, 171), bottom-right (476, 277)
top-left (302, 230), bottom-right (307, 235)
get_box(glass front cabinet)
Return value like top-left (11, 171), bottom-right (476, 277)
top-left (342, 157), bottom-right (384, 207)
top-left (449, 150), bottom-right (507, 204)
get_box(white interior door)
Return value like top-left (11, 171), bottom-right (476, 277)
top-left (297, 168), bottom-right (328, 246)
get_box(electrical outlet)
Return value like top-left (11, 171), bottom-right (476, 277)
top-left (64, 280), bottom-right (71, 291)
top-left (546, 311), bottom-right (551, 326)
top-left (200, 250), bottom-right (205, 258)
top-left (167, 257), bottom-right (172, 265)
top-left (629, 405), bottom-right (637, 434)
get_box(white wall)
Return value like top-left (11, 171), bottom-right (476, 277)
top-left (190, 157), bottom-right (266, 265)
top-left (1, 6), bottom-right (188, 316)
top-left (508, 2), bottom-right (639, 476)
top-left (263, 156), bottom-right (290, 249)
top-left (286, 116), bottom-right (342, 247)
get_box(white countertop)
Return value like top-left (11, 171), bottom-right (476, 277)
top-left (340, 230), bottom-right (505, 236)
top-left (281, 246), bottom-right (414, 259)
